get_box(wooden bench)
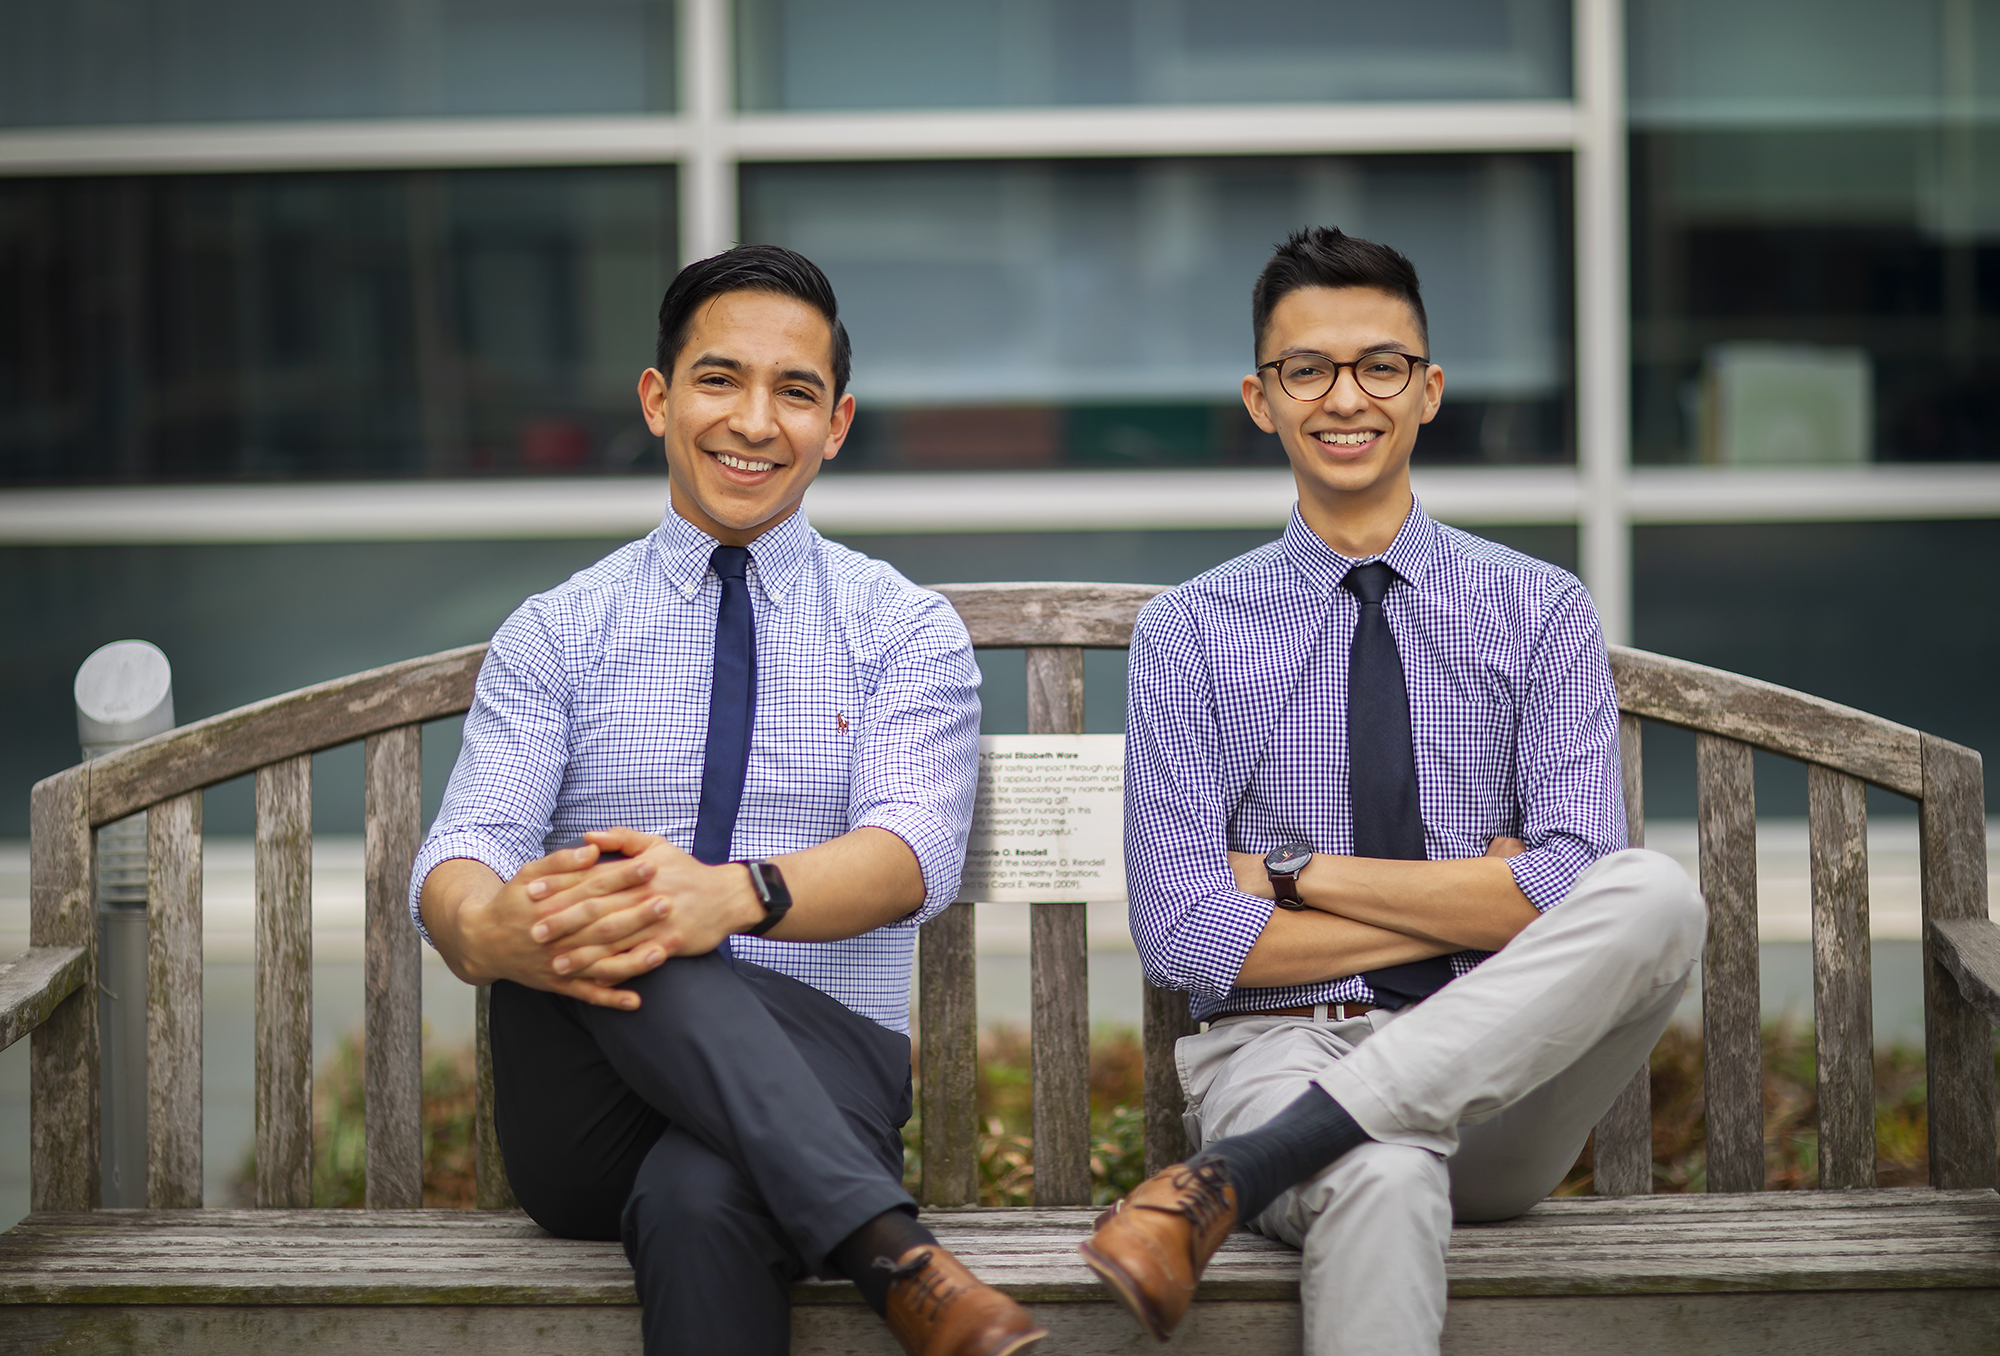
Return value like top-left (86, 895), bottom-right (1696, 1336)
top-left (3, 579), bottom-right (1998, 1354)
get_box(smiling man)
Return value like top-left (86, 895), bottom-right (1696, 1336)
top-left (410, 246), bottom-right (1045, 1356)
top-left (1079, 228), bottom-right (1705, 1355)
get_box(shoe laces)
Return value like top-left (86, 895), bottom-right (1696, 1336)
top-left (879, 1249), bottom-right (960, 1324)
top-left (1138, 1159), bottom-right (1234, 1238)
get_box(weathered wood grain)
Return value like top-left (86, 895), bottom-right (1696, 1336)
top-left (1917, 735), bottom-right (1997, 1190)
top-left (1928, 918), bottom-right (2000, 1029)
top-left (1608, 647), bottom-right (1922, 798)
top-left (145, 791), bottom-right (203, 1209)
top-left (363, 727), bottom-right (424, 1210)
top-left (934, 582), bottom-right (1169, 650)
top-left (84, 645), bottom-right (487, 829)
top-left (1022, 642), bottom-right (1092, 1205)
top-left (918, 903), bottom-right (978, 1207)
top-left (1024, 647), bottom-right (1086, 735)
top-left (255, 757), bottom-right (314, 1209)
top-left (1031, 903), bottom-right (1090, 1206)
top-left (28, 764), bottom-right (97, 1212)
top-left (1806, 765), bottom-right (1874, 1190)
top-left (1597, 714), bottom-right (1651, 1199)
top-left (474, 985), bottom-right (518, 1210)
top-left (0, 947), bottom-right (88, 1053)
top-left (1143, 982), bottom-right (1198, 1175)
top-left (1695, 735), bottom-right (1762, 1194)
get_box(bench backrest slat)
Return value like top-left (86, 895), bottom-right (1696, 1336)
top-left (1918, 735), bottom-right (1997, 1189)
top-left (145, 790), bottom-right (204, 1208)
top-left (1807, 766), bottom-right (1876, 1189)
top-left (1591, 714), bottom-right (1653, 1196)
top-left (254, 755), bottom-right (315, 1208)
top-left (363, 726), bottom-right (426, 1209)
top-left (1024, 645), bottom-right (1092, 1207)
top-left (473, 985), bottom-right (516, 1209)
top-left (22, 583), bottom-right (1995, 1213)
top-left (1696, 733), bottom-right (1764, 1194)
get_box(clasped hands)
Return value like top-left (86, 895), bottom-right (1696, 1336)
top-left (458, 827), bottom-right (763, 1010)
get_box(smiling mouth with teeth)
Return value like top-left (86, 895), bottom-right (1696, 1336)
top-left (712, 451), bottom-right (778, 472)
top-left (1315, 431), bottom-right (1378, 446)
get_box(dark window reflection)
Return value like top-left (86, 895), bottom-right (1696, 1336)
top-left (0, 168), bottom-right (677, 484)
top-left (747, 156), bottom-right (1574, 472)
top-left (0, 0), bottom-right (675, 125)
top-left (736, 0), bottom-right (1571, 109)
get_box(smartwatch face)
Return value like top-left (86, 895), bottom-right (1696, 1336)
top-left (1264, 842), bottom-right (1314, 877)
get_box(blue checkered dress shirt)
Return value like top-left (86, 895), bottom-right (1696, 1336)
top-left (1126, 501), bottom-right (1626, 1023)
top-left (408, 507), bottom-right (982, 1033)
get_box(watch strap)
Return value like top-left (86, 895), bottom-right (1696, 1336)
top-left (739, 859), bottom-right (792, 937)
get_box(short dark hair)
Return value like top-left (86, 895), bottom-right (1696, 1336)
top-left (655, 244), bottom-right (853, 399)
top-left (1251, 227), bottom-right (1429, 359)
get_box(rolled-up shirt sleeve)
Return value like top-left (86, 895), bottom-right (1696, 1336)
top-left (1504, 581), bottom-right (1628, 911)
top-left (1124, 595), bottom-right (1276, 998)
top-left (406, 604), bottom-right (573, 946)
top-left (848, 587), bottom-right (982, 926)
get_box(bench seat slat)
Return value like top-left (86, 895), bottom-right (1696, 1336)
top-left (6, 1194), bottom-right (1998, 1309)
top-left (1695, 734), bottom-right (1762, 1194)
top-left (145, 791), bottom-right (203, 1208)
top-left (1807, 765), bottom-right (1874, 1189)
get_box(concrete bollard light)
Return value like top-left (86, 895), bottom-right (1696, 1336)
top-left (74, 640), bottom-right (175, 1209)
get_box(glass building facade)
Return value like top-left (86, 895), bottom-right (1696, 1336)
top-left (0, 0), bottom-right (1997, 820)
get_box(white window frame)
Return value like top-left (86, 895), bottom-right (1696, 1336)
top-left (3, 0), bottom-right (1996, 642)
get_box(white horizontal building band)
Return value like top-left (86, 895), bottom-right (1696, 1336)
top-left (0, 102), bottom-right (1580, 178)
top-left (2, 465), bottom-right (1997, 545)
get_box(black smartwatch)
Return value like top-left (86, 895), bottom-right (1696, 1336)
top-left (1264, 841), bottom-right (1315, 910)
top-left (738, 859), bottom-right (793, 937)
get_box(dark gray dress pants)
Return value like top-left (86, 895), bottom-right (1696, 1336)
top-left (488, 951), bottom-right (916, 1355)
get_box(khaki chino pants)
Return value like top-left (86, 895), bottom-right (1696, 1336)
top-left (1176, 849), bottom-right (1706, 1356)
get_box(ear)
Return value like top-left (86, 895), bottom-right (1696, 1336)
top-left (819, 391), bottom-right (856, 462)
top-left (1417, 361), bottom-right (1444, 425)
top-left (638, 367), bottom-right (671, 437)
top-left (1242, 371), bottom-right (1278, 434)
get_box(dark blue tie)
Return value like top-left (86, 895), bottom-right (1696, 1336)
top-left (1342, 561), bottom-right (1454, 1009)
top-left (693, 545), bottom-right (756, 959)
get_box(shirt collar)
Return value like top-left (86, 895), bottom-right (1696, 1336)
top-left (1279, 495), bottom-right (1440, 596)
top-left (654, 503), bottom-right (816, 604)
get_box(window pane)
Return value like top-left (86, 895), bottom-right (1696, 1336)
top-left (742, 157), bottom-right (1572, 469)
top-left (0, 168), bottom-right (676, 483)
top-left (736, 0), bottom-right (1572, 110)
top-left (0, 0), bottom-right (675, 125)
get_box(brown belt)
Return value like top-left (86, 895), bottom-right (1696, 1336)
top-left (1247, 1002), bottom-right (1379, 1021)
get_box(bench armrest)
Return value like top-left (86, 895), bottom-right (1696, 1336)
top-left (1930, 918), bottom-right (2000, 1029)
top-left (0, 946), bottom-right (89, 1052)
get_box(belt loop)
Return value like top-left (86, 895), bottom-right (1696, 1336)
top-left (1312, 1003), bottom-right (1328, 1024)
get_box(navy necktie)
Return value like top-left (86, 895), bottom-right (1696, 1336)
top-left (1342, 561), bottom-right (1454, 1009)
top-left (693, 544), bottom-right (756, 959)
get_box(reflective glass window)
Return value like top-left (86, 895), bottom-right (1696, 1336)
top-left (0, 0), bottom-right (675, 125)
top-left (0, 168), bottom-right (676, 484)
top-left (1628, 0), bottom-right (2000, 462)
top-left (736, 0), bottom-right (1572, 110)
top-left (742, 156), bottom-right (1572, 469)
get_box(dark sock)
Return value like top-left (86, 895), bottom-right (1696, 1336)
top-left (1193, 1086), bottom-right (1372, 1222)
top-left (827, 1206), bottom-right (938, 1317)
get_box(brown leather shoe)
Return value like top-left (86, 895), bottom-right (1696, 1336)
top-left (882, 1242), bottom-right (1047, 1356)
top-left (1077, 1159), bottom-right (1239, 1341)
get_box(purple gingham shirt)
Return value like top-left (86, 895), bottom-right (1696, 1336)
top-left (1125, 500), bottom-right (1625, 1023)
top-left (408, 506), bottom-right (982, 1033)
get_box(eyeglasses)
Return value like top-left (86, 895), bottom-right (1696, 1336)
top-left (1256, 350), bottom-right (1431, 402)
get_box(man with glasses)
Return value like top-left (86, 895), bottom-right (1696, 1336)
top-left (1080, 227), bottom-right (1704, 1356)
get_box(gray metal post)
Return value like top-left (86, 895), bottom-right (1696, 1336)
top-left (75, 640), bottom-right (175, 1209)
